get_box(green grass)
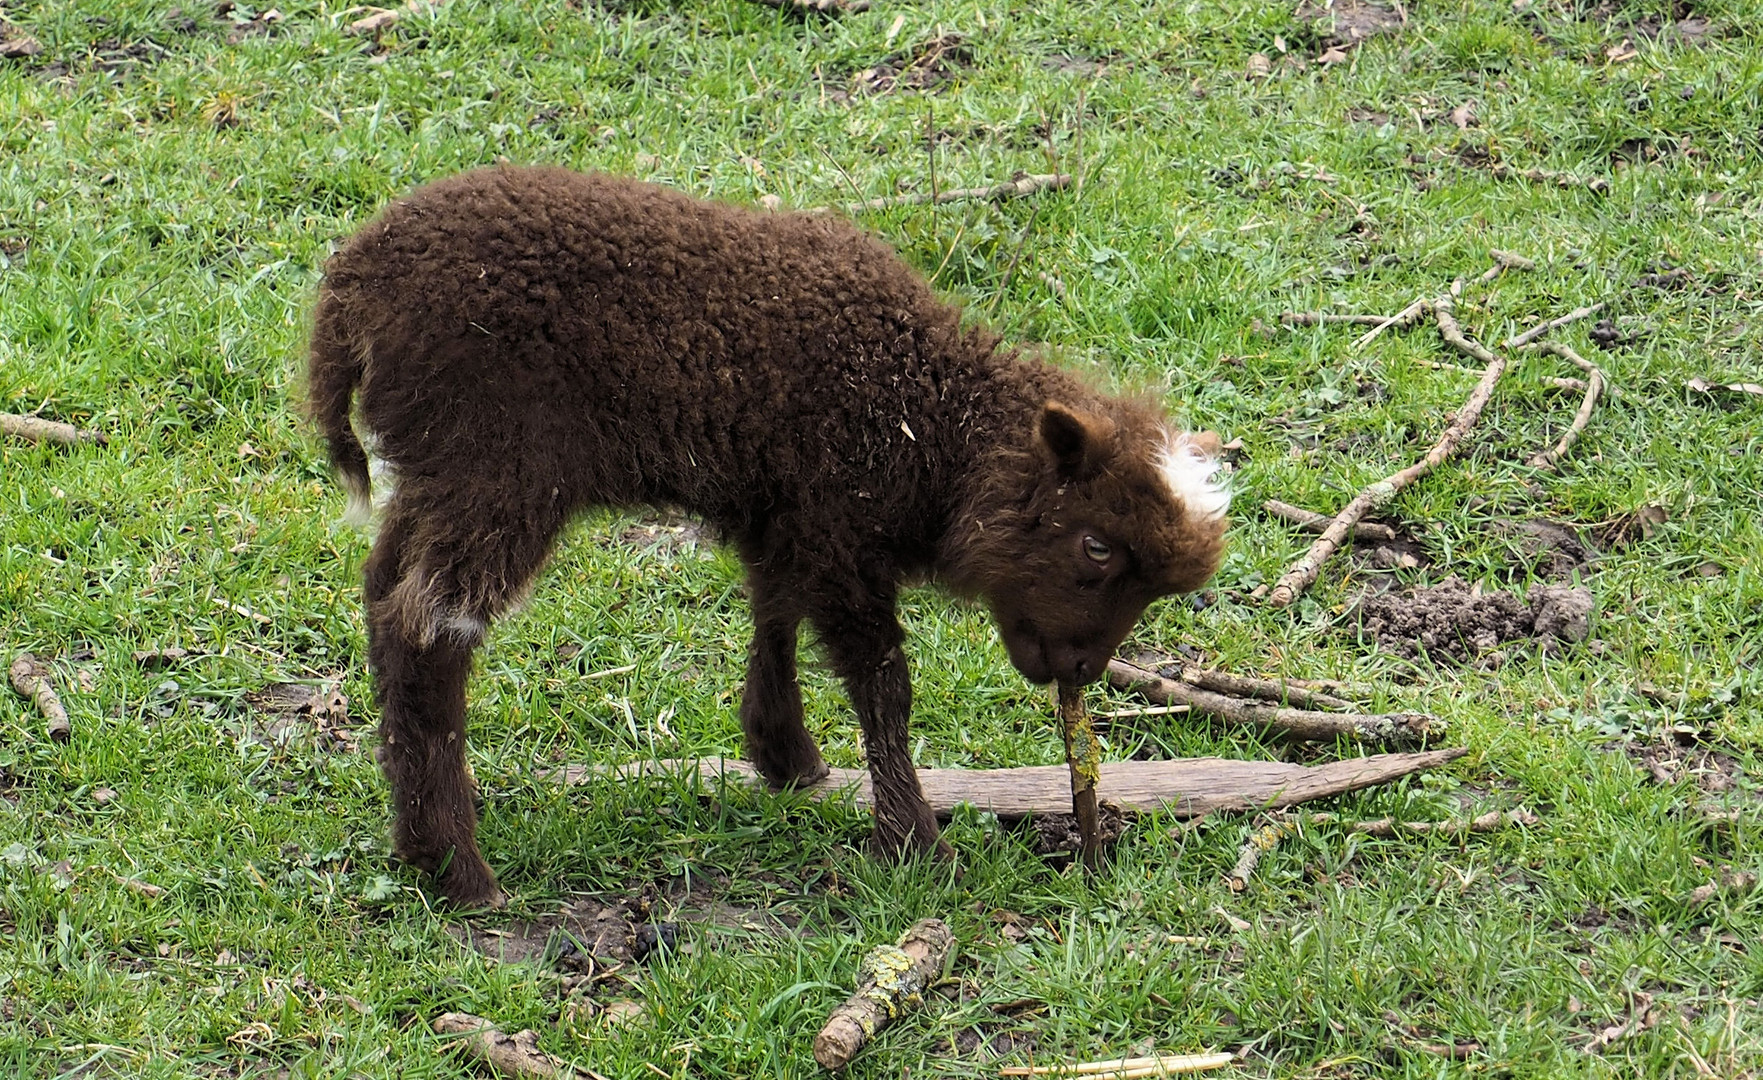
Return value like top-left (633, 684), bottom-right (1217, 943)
top-left (3, 0), bottom-right (1762, 1075)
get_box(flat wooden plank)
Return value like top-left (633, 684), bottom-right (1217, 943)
top-left (549, 749), bottom-right (1467, 821)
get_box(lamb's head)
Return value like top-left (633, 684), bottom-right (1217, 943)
top-left (942, 400), bottom-right (1229, 686)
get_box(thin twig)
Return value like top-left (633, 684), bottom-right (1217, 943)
top-left (1486, 164), bottom-right (1611, 195)
top-left (1263, 499), bottom-right (1401, 544)
top-left (1000, 1052), bottom-right (1236, 1078)
top-left (1502, 302), bottom-right (1605, 349)
top-left (1312, 808), bottom-right (1538, 837)
top-left (1350, 295), bottom-right (1431, 351)
top-left (1106, 659), bottom-right (1434, 744)
top-left (1472, 249), bottom-right (1536, 286)
top-left (841, 172), bottom-right (1071, 214)
top-left (1268, 296), bottom-right (1505, 608)
top-left (9, 653), bottom-right (70, 743)
top-left (1280, 312), bottom-right (1392, 327)
top-left (1, 412), bottom-right (107, 446)
top-left (1525, 341), bottom-right (1604, 471)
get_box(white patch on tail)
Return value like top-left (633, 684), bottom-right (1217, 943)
top-left (1155, 431), bottom-right (1230, 521)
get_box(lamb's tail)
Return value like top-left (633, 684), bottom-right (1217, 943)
top-left (306, 287), bottom-right (373, 526)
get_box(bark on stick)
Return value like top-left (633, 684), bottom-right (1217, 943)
top-left (814, 918), bottom-right (954, 1070)
top-left (432, 1012), bottom-right (572, 1078)
top-left (1058, 681), bottom-right (1103, 870)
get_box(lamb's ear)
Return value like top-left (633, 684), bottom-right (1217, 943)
top-left (1038, 401), bottom-right (1115, 479)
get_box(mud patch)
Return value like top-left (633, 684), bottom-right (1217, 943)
top-left (850, 33), bottom-right (971, 96)
top-left (1357, 577), bottom-right (1592, 664)
top-left (244, 681), bottom-right (357, 750)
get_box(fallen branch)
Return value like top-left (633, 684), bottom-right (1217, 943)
top-left (1058, 682), bottom-right (1103, 870)
top-left (999, 1052), bottom-right (1236, 1078)
top-left (9, 653), bottom-right (69, 743)
top-left (0, 412), bottom-right (107, 446)
top-left (1268, 295), bottom-right (1504, 608)
top-left (842, 173), bottom-right (1071, 214)
top-left (553, 747), bottom-right (1465, 820)
top-left (1107, 659), bottom-right (1433, 744)
top-left (432, 1012), bottom-right (572, 1079)
top-left (1471, 249), bottom-right (1535, 287)
top-left (1228, 813), bottom-right (1299, 891)
top-left (1524, 340), bottom-right (1604, 471)
top-left (815, 918), bottom-right (953, 1070)
top-left (1263, 499), bottom-right (1401, 545)
top-left (1503, 303), bottom-right (1605, 349)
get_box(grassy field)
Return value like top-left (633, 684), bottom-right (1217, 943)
top-left (3, 0), bottom-right (1762, 1075)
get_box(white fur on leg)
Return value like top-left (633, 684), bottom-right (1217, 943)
top-left (441, 613), bottom-right (487, 646)
top-left (342, 472), bottom-right (373, 527)
top-left (1156, 432), bottom-right (1230, 522)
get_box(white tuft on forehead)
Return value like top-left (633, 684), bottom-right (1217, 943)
top-left (1155, 431), bottom-right (1230, 521)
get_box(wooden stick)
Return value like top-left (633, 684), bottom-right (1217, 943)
top-left (1524, 341), bottom-right (1604, 470)
top-left (550, 747), bottom-right (1466, 820)
top-left (814, 918), bottom-right (953, 1070)
top-left (1502, 303), bottom-right (1605, 349)
top-left (843, 173), bottom-right (1070, 214)
top-left (1280, 312), bottom-right (1392, 327)
top-left (0, 413), bottom-right (106, 446)
top-left (1350, 295), bottom-right (1431, 351)
top-left (750, 0), bottom-right (872, 13)
top-left (1106, 660), bottom-right (1433, 744)
top-left (1058, 682), bottom-right (1102, 870)
top-left (1228, 814), bottom-right (1298, 891)
top-left (1170, 660), bottom-right (1356, 712)
top-left (1485, 164), bottom-right (1610, 194)
top-left (432, 1012), bottom-right (573, 1078)
top-left (1000, 1052), bottom-right (1236, 1077)
top-left (1268, 296), bottom-right (1504, 608)
top-left (9, 653), bottom-right (70, 743)
top-left (1263, 499), bottom-right (1401, 545)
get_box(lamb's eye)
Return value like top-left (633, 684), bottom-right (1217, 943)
top-left (1083, 536), bottom-right (1112, 564)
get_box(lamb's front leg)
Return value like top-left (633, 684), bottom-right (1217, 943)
top-left (741, 607), bottom-right (831, 788)
top-left (813, 604), bottom-right (948, 860)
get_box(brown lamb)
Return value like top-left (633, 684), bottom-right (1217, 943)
top-left (308, 165), bottom-right (1228, 908)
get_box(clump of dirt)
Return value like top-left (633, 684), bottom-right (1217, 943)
top-left (1357, 577), bottom-right (1593, 663)
top-left (1597, 504), bottom-right (1668, 549)
top-left (851, 33), bottom-right (971, 95)
top-left (612, 509), bottom-right (716, 554)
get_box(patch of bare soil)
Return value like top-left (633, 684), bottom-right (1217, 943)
top-left (1493, 518), bottom-right (1598, 581)
top-left (849, 33), bottom-right (971, 96)
top-left (244, 681), bottom-right (357, 750)
top-left (1296, 0), bottom-right (1403, 48)
top-left (1028, 802), bottom-right (1128, 860)
top-left (613, 510), bottom-right (716, 554)
top-left (450, 877), bottom-right (804, 974)
top-left (1630, 738), bottom-right (1754, 800)
top-left (1357, 577), bottom-right (1593, 664)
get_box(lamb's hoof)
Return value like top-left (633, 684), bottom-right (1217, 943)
top-left (870, 813), bottom-right (948, 863)
top-left (426, 854), bottom-right (506, 911)
top-left (752, 750), bottom-right (831, 790)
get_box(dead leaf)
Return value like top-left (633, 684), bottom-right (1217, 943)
top-left (238, 441), bottom-right (261, 458)
top-left (1606, 39), bottom-right (1638, 62)
top-left (601, 999), bottom-right (645, 1027)
top-left (1450, 101), bottom-right (1477, 129)
top-left (1246, 52), bottom-right (1272, 79)
top-left (1687, 377), bottom-right (1763, 400)
top-left (133, 647), bottom-right (192, 668)
top-left (1318, 46), bottom-right (1350, 64)
top-left (0, 34), bottom-right (40, 58)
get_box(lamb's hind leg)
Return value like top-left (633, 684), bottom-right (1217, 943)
top-left (740, 580), bottom-right (828, 788)
top-left (367, 494), bottom-right (564, 908)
